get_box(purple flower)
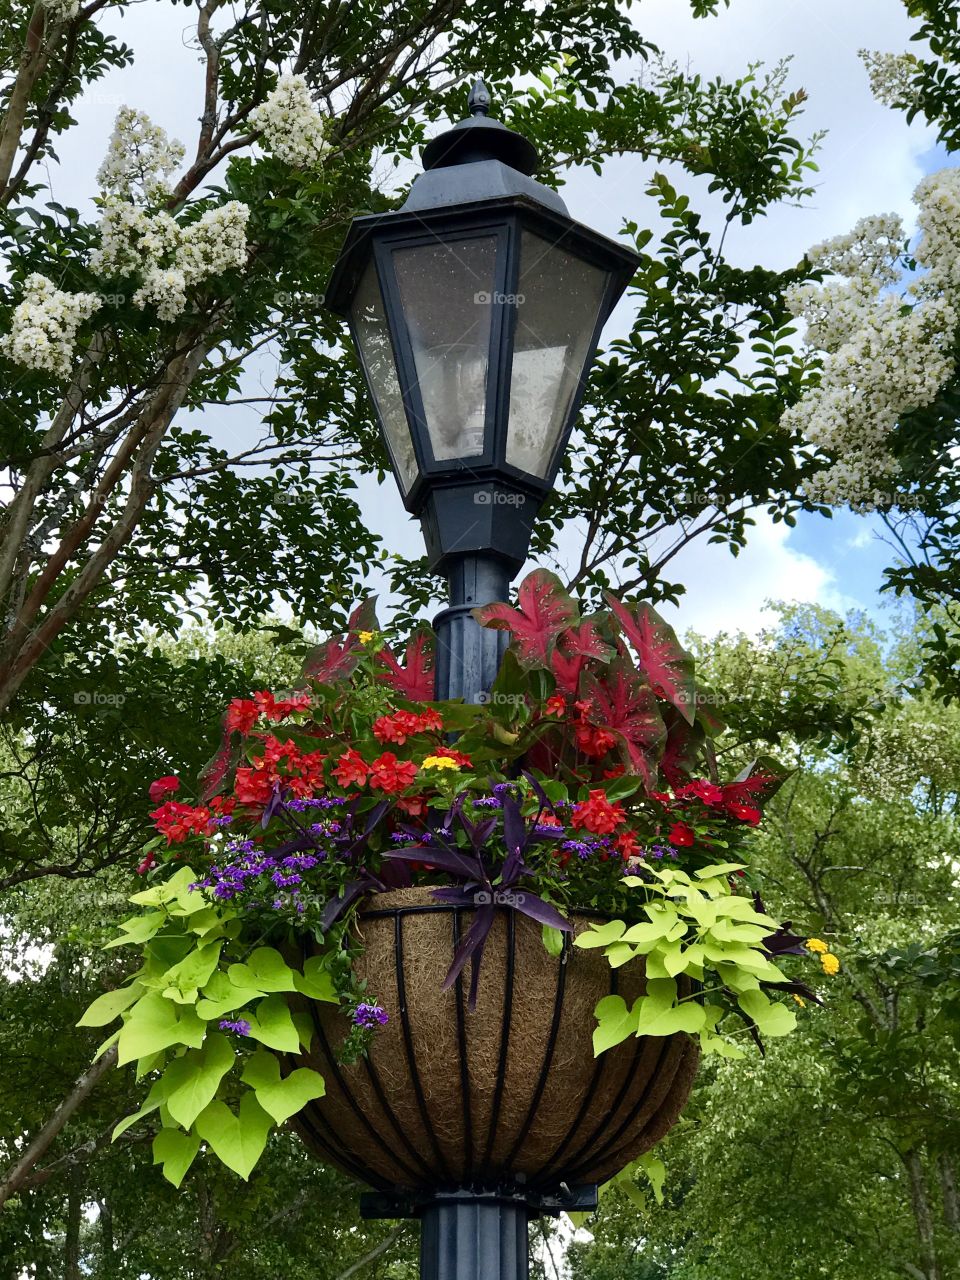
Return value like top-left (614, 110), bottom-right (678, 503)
top-left (219, 1018), bottom-right (251, 1036)
top-left (353, 1002), bottom-right (389, 1029)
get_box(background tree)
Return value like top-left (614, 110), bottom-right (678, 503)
top-left (565, 604), bottom-right (960, 1280)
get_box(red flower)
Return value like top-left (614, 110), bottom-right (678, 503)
top-left (575, 723), bottom-right (617, 759)
top-left (369, 752), bottom-right (418, 794)
top-left (332, 749), bottom-right (370, 788)
top-left (136, 850), bottom-right (157, 875)
top-left (571, 789), bottom-right (626, 835)
top-left (150, 801), bottom-right (213, 845)
top-left (148, 775), bottom-right (180, 803)
top-left (615, 830), bottom-right (641, 859)
top-left (254, 689), bottom-right (311, 721)
top-left (537, 811), bottom-right (563, 828)
top-left (545, 694), bottom-right (566, 716)
top-left (396, 794), bottom-right (428, 817)
top-left (649, 791), bottom-right (672, 805)
top-left (225, 698), bottom-right (259, 735)
top-left (725, 801), bottom-right (761, 825)
top-left (676, 779), bottom-right (724, 806)
top-left (373, 709), bottom-right (443, 745)
top-left (602, 765), bottom-right (626, 779)
top-left (433, 746), bottom-right (472, 767)
top-left (666, 821), bottom-right (695, 847)
top-left (233, 768), bottom-right (273, 807)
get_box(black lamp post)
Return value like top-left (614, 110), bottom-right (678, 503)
top-left (324, 80), bottom-right (639, 706)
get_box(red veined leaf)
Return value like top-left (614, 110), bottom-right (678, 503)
top-left (550, 618), bottom-right (615, 692)
top-left (348, 597), bottom-right (380, 635)
top-left (659, 706), bottom-right (706, 789)
top-left (298, 597), bottom-right (378, 684)
top-left (723, 759), bottom-right (785, 807)
top-left (198, 722), bottom-right (241, 801)
top-left (377, 625), bottom-right (435, 701)
top-left (299, 636), bottom-right (361, 684)
top-left (578, 657), bottom-right (666, 788)
top-left (473, 569), bottom-right (579, 669)
top-left (605, 595), bottom-right (696, 726)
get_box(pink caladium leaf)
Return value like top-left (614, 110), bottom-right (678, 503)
top-left (299, 597), bottom-right (380, 684)
top-left (659, 706), bottom-right (705, 790)
top-left (378, 625), bottom-right (435, 701)
top-left (578, 657), bottom-right (666, 787)
top-left (605, 595), bottom-right (696, 726)
top-left (198, 725), bottom-right (241, 801)
top-left (551, 619), bottom-right (615, 692)
top-left (473, 569), bottom-right (579, 669)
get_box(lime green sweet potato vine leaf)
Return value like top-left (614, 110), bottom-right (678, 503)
top-left (577, 864), bottom-right (802, 1058)
top-left (78, 872), bottom-right (333, 1186)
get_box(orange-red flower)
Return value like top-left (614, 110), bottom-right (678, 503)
top-left (666, 821), bottom-right (695, 847)
top-left (369, 752), bottom-right (418, 793)
top-left (332, 749), bottom-right (370, 789)
top-left (571, 789), bottom-right (626, 835)
top-left (225, 698), bottom-right (259, 735)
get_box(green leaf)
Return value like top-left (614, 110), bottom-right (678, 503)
top-left (293, 955), bottom-right (337, 1001)
top-left (637, 1153), bottom-right (666, 1205)
top-left (541, 925), bottom-right (565, 958)
top-left (78, 982), bottom-right (143, 1027)
top-left (163, 1034), bottom-right (235, 1129)
top-left (152, 1128), bottom-right (201, 1188)
top-left (162, 942), bottom-right (222, 998)
top-left (246, 995), bottom-right (300, 1052)
top-left (737, 989), bottom-right (798, 1037)
top-left (104, 912), bottom-right (166, 948)
top-left (694, 862), bottom-right (747, 879)
top-left (592, 994), bottom-right (637, 1054)
top-left (196, 970), bottom-right (261, 1020)
top-left (241, 1051), bottom-right (325, 1123)
top-left (575, 920), bottom-right (626, 950)
top-left (195, 1095), bottom-right (273, 1179)
top-left (116, 995), bottom-right (206, 1066)
top-left (228, 947), bottom-right (298, 993)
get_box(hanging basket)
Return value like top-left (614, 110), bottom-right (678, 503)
top-left (290, 887), bottom-right (699, 1192)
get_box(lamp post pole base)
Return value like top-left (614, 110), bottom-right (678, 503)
top-left (433, 553), bottom-right (513, 704)
top-left (360, 1186), bottom-right (598, 1280)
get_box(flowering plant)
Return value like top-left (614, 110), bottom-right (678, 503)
top-left (81, 571), bottom-right (824, 1185)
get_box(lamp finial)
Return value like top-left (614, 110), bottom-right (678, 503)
top-left (468, 79), bottom-right (491, 117)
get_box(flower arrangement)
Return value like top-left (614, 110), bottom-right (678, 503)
top-left (81, 570), bottom-right (824, 1186)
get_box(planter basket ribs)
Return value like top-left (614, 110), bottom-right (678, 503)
top-left (290, 889), bottom-right (699, 1192)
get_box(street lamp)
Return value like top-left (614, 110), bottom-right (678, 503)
top-left (324, 80), bottom-right (639, 703)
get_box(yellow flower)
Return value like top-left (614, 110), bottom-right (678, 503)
top-left (820, 953), bottom-right (840, 976)
top-left (358, 630), bottom-right (374, 644)
top-left (421, 755), bottom-right (460, 771)
top-left (805, 937), bottom-right (828, 954)
top-left (793, 994), bottom-right (806, 1008)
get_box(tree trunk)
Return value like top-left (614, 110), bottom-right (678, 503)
top-left (0, 1043), bottom-right (117, 1210)
top-left (904, 1148), bottom-right (942, 1280)
top-left (64, 1171), bottom-right (82, 1280)
top-left (940, 1151), bottom-right (959, 1234)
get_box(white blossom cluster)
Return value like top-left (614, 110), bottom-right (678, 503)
top-left (0, 274), bottom-right (101, 376)
top-left (88, 109), bottom-right (250, 321)
top-left (859, 49), bottom-right (921, 109)
top-left (40, 0), bottom-right (80, 22)
top-left (96, 107), bottom-right (185, 203)
top-left (249, 74), bottom-right (328, 168)
top-left (783, 179), bottom-right (960, 508)
top-left (126, 203), bottom-right (251, 321)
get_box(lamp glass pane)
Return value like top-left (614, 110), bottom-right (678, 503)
top-left (506, 230), bottom-right (610, 478)
top-left (350, 258), bottom-right (418, 494)
top-left (392, 237), bottom-right (497, 461)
